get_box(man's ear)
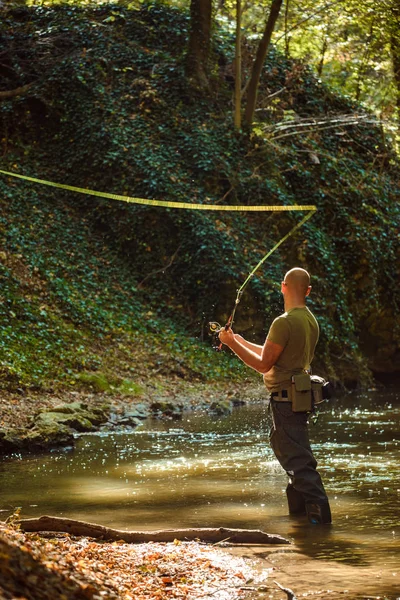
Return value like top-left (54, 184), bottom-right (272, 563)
top-left (305, 285), bottom-right (311, 297)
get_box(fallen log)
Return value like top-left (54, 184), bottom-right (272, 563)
top-left (19, 515), bottom-right (289, 545)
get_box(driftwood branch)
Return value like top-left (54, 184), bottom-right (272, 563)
top-left (274, 580), bottom-right (298, 600)
top-left (19, 515), bottom-right (289, 545)
top-left (0, 83), bottom-right (34, 99)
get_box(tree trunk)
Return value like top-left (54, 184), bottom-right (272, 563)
top-left (284, 0), bottom-right (291, 58)
top-left (317, 28), bottom-right (330, 78)
top-left (244, 0), bottom-right (283, 128)
top-left (390, 1), bottom-right (400, 121)
top-left (234, 0), bottom-right (242, 129)
top-left (19, 515), bottom-right (289, 545)
top-left (186, 0), bottom-right (213, 90)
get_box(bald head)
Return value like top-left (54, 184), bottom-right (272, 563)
top-left (283, 268), bottom-right (311, 297)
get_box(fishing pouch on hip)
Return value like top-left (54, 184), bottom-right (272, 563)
top-left (291, 373), bottom-right (312, 412)
top-left (311, 375), bottom-right (333, 404)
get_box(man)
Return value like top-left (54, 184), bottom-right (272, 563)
top-left (218, 267), bottom-right (332, 524)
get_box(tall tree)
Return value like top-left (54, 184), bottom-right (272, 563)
top-left (243, 0), bottom-right (283, 127)
top-left (185, 0), bottom-right (213, 89)
top-left (389, 0), bottom-right (400, 121)
top-left (234, 0), bottom-right (242, 129)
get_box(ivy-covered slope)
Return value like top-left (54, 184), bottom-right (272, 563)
top-left (0, 2), bottom-right (399, 392)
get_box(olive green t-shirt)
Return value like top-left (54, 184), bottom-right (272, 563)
top-left (263, 306), bottom-right (319, 392)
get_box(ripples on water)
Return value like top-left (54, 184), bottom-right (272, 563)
top-left (1, 387), bottom-right (399, 598)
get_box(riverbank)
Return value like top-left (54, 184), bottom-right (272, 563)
top-left (0, 521), bottom-right (274, 600)
top-left (0, 378), bottom-right (263, 456)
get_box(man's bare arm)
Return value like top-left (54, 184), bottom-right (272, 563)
top-left (220, 329), bottom-right (284, 374)
top-left (234, 334), bottom-right (263, 356)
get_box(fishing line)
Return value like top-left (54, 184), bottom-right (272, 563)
top-left (0, 169), bottom-right (316, 212)
top-left (0, 168), bottom-right (317, 343)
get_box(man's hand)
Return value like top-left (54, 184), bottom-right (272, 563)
top-left (218, 326), bottom-right (235, 347)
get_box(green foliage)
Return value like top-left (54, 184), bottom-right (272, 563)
top-left (0, 2), bottom-right (399, 390)
top-left (217, 0), bottom-right (399, 123)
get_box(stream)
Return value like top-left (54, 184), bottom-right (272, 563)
top-left (1, 387), bottom-right (399, 599)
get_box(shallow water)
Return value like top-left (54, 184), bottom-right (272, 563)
top-left (1, 387), bottom-right (399, 599)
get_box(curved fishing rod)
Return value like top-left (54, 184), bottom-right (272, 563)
top-left (209, 208), bottom-right (316, 345)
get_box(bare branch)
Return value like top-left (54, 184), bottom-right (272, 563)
top-left (255, 86), bottom-right (287, 109)
top-left (269, 120), bottom-right (379, 141)
top-left (219, 184), bottom-right (235, 203)
top-left (137, 244), bottom-right (182, 289)
top-left (0, 82), bottom-right (34, 100)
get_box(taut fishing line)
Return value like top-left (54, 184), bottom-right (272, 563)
top-left (0, 168), bottom-right (317, 346)
top-left (0, 169), bottom-right (316, 212)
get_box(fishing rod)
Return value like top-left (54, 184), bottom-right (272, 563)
top-left (209, 208), bottom-right (316, 347)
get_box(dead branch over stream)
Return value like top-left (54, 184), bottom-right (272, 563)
top-left (19, 515), bottom-right (289, 545)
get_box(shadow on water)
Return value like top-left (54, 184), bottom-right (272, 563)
top-left (285, 521), bottom-right (371, 565)
top-left (1, 386), bottom-right (399, 598)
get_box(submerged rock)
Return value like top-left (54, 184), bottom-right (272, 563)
top-left (0, 423), bottom-right (74, 454)
top-left (34, 412), bottom-right (96, 433)
top-left (0, 401), bottom-right (111, 455)
top-left (209, 400), bottom-right (233, 416)
top-left (149, 400), bottom-right (183, 419)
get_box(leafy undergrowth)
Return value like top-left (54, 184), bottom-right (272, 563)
top-left (0, 524), bottom-right (266, 600)
top-left (0, 188), bottom-right (250, 392)
top-left (0, 2), bottom-right (399, 391)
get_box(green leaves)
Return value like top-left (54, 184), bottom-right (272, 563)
top-left (0, 2), bottom-right (398, 391)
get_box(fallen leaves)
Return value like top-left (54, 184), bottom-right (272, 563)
top-left (0, 524), bottom-right (263, 599)
top-left (63, 536), bottom-right (256, 599)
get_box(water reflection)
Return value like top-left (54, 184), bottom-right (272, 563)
top-left (1, 388), bottom-right (399, 598)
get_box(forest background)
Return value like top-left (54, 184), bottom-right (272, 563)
top-left (0, 0), bottom-right (399, 402)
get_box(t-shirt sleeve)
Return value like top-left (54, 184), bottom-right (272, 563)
top-left (267, 316), bottom-right (290, 347)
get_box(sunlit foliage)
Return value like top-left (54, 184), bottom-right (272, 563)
top-left (0, 2), bottom-right (399, 391)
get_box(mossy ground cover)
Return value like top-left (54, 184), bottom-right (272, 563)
top-left (0, 2), bottom-right (399, 394)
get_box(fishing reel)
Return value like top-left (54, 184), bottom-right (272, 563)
top-left (209, 321), bottom-right (222, 334)
top-left (208, 321), bottom-right (223, 351)
top-left (208, 321), bottom-right (233, 351)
